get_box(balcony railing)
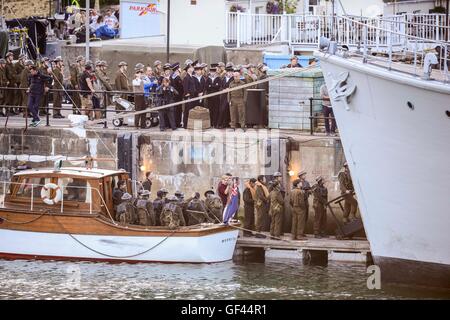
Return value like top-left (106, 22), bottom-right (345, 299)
top-left (225, 13), bottom-right (450, 51)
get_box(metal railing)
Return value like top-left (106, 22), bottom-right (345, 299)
top-left (225, 13), bottom-right (450, 50)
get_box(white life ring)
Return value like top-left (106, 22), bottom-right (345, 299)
top-left (41, 183), bottom-right (62, 205)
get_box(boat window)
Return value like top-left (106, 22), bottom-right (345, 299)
top-left (16, 177), bottom-right (49, 198)
top-left (57, 178), bottom-right (92, 203)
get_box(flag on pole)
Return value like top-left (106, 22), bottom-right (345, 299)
top-left (223, 180), bottom-right (240, 224)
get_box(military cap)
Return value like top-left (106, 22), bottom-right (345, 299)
top-left (171, 62), bottom-right (180, 70)
top-left (225, 66), bottom-right (234, 72)
top-left (293, 179), bottom-right (301, 187)
top-left (163, 63), bottom-right (171, 70)
top-left (200, 62), bottom-right (207, 68)
top-left (0, 59), bottom-right (6, 64)
top-left (204, 190), bottom-right (215, 197)
top-left (76, 55), bottom-right (85, 62)
top-left (316, 176), bottom-right (324, 183)
top-left (210, 63), bottom-right (218, 69)
top-left (217, 62), bottom-right (225, 68)
top-left (184, 59), bottom-right (193, 67)
top-left (194, 64), bottom-right (203, 70)
top-left (118, 61), bottom-right (128, 67)
top-left (167, 195), bottom-right (178, 202)
top-left (5, 52), bottom-right (13, 58)
top-left (160, 188), bottom-right (169, 194)
top-left (24, 60), bottom-right (34, 66)
top-left (121, 192), bottom-right (132, 200)
top-left (191, 60), bottom-right (199, 67)
top-left (18, 54), bottom-right (26, 60)
top-left (273, 172), bottom-right (282, 177)
top-left (298, 170), bottom-right (307, 177)
top-left (153, 60), bottom-right (162, 67)
top-left (135, 62), bottom-right (145, 71)
top-left (225, 62), bottom-right (234, 68)
top-left (140, 190), bottom-right (151, 197)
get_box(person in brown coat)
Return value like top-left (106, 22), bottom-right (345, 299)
top-left (114, 61), bottom-right (129, 111)
top-left (338, 162), bottom-right (358, 222)
top-left (14, 54), bottom-right (26, 109)
top-left (243, 178), bottom-right (257, 237)
top-left (290, 179), bottom-right (307, 240)
top-left (51, 56), bottom-right (65, 118)
top-left (254, 175), bottom-right (270, 236)
top-left (269, 180), bottom-right (284, 239)
top-left (0, 59), bottom-right (7, 117)
top-left (4, 52), bottom-right (17, 115)
top-left (19, 60), bottom-right (33, 117)
top-left (313, 176), bottom-right (328, 238)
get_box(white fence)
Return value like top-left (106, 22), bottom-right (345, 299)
top-left (225, 13), bottom-right (450, 51)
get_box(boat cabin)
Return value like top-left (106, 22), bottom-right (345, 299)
top-left (2, 167), bottom-right (131, 217)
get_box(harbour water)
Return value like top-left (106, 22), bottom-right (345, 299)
top-left (0, 259), bottom-right (447, 300)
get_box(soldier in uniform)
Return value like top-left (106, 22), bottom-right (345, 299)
top-left (69, 55), bottom-right (84, 114)
top-left (116, 192), bottom-right (137, 225)
top-left (217, 62), bottom-right (226, 78)
top-left (19, 60), bottom-right (34, 118)
top-left (186, 192), bottom-right (213, 225)
top-left (338, 162), bottom-right (358, 222)
top-left (112, 180), bottom-right (127, 219)
top-left (153, 189), bottom-right (168, 226)
top-left (313, 176), bottom-right (328, 238)
top-left (51, 56), bottom-right (65, 118)
top-left (290, 179), bottom-right (307, 240)
top-left (14, 54), bottom-right (26, 110)
top-left (114, 61), bottom-right (129, 111)
top-left (38, 57), bottom-right (52, 116)
top-left (269, 180), bottom-right (284, 239)
top-left (5, 52), bottom-right (18, 115)
top-left (0, 59), bottom-right (8, 117)
top-left (135, 190), bottom-right (156, 226)
top-left (182, 61), bottom-right (196, 128)
top-left (204, 190), bottom-right (223, 223)
top-left (298, 170), bottom-right (312, 222)
top-left (228, 70), bottom-right (246, 130)
top-left (254, 175), bottom-right (270, 236)
top-left (243, 178), bottom-right (256, 236)
top-left (153, 60), bottom-right (163, 78)
top-left (193, 63), bottom-right (206, 107)
top-left (205, 64), bottom-right (222, 128)
top-left (160, 195), bottom-right (186, 229)
top-left (169, 62), bottom-right (184, 127)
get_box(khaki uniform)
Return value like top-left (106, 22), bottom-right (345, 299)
top-left (114, 70), bottom-right (129, 112)
top-left (0, 66), bottom-right (8, 115)
top-left (228, 80), bottom-right (246, 128)
top-left (160, 203), bottom-right (186, 229)
top-left (69, 63), bottom-right (81, 113)
top-left (117, 201), bottom-right (137, 225)
top-left (269, 186), bottom-right (284, 237)
top-left (338, 169), bottom-right (358, 219)
top-left (39, 65), bottom-right (50, 115)
top-left (313, 184), bottom-right (328, 235)
top-left (5, 61), bottom-right (17, 113)
top-left (19, 67), bottom-right (30, 112)
top-left (255, 182), bottom-right (270, 232)
top-left (204, 195), bottom-right (223, 223)
top-left (186, 198), bottom-right (213, 225)
top-left (14, 62), bottom-right (25, 107)
top-left (135, 199), bottom-right (156, 226)
top-left (290, 187), bottom-right (307, 239)
top-left (52, 66), bottom-right (64, 116)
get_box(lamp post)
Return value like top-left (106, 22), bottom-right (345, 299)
top-left (166, 0), bottom-right (171, 62)
top-left (85, 0), bottom-right (90, 61)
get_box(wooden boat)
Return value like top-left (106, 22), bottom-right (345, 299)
top-left (0, 166), bottom-right (239, 263)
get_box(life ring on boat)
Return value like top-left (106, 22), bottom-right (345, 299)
top-left (41, 183), bottom-right (62, 205)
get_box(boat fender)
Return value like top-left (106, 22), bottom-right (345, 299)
top-left (41, 183), bottom-right (62, 205)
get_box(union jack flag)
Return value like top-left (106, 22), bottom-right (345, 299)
top-left (223, 180), bottom-right (239, 224)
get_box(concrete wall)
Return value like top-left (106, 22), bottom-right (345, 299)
top-left (1, 0), bottom-right (51, 19)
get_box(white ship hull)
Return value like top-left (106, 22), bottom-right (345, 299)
top-left (0, 228), bottom-right (239, 264)
top-left (315, 52), bottom-right (450, 289)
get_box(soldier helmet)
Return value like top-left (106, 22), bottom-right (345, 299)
top-left (118, 61), bottom-right (128, 67)
top-left (18, 54), bottom-right (26, 60)
top-left (25, 60), bottom-right (34, 66)
top-left (85, 59), bottom-right (93, 66)
top-left (174, 190), bottom-right (184, 197)
top-left (192, 192), bottom-right (200, 199)
top-left (316, 176), bottom-right (324, 183)
top-left (41, 57), bottom-right (50, 62)
top-left (121, 192), bottom-right (132, 200)
top-left (53, 56), bottom-right (63, 63)
top-left (218, 62), bottom-right (225, 68)
top-left (293, 179), bottom-right (301, 187)
top-left (140, 189), bottom-right (151, 197)
top-left (167, 195), bottom-right (178, 202)
top-left (76, 55), bottom-right (85, 62)
top-left (273, 172), bottom-right (282, 177)
top-left (100, 60), bottom-right (108, 67)
top-left (162, 63), bottom-right (171, 70)
top-left (5, 52), bottom-right (13, 58)
top-left (135, 62), bottom-right (145, 71)
top-left (298, 170), bottom-right (307, 177)
top-left (95, 60), bottom-right (102, 67)
top-left (204, 190), bottom-right (215, 197)
top-left (0, 58), bottom-right (7, 64)
top-left (153, 60), bottom-right (162, 67)
top-left (160, 188), bottom-right (169, 194)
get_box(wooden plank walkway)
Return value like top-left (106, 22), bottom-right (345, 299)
top-left (237, 233), bottom-right (370, 254)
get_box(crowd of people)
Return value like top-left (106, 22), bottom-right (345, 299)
top-left (110, 162), bottom-right (358, 239)
top-left (0, 52), bottom-right (271, 129)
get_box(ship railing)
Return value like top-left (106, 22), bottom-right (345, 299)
top-left (0, 180), bottom-right (116, 223)
top-left (333, 15), bottom-right (449, 83)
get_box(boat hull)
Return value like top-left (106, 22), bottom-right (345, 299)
top-left (315, 52), bottom-right (450, 289)
top-left (0, 227), bottom-right (239, 263)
